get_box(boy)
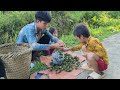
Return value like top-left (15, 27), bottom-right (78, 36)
top-left (63, 23), bottom-right (108, 79)
top-left (16, 11), bottom-right (64, 60)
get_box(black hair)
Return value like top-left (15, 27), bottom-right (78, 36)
top-left (49, 27), bottom-right (56, 34)
top-left (73, 23), bottom-right (90, 38)
top-left (35, 11), bottom-right (51, 23)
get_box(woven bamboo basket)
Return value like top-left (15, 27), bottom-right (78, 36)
top-left (0, 43), bottom-right (32, 79)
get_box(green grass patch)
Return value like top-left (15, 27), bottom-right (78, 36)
top-left (30, 61), bottom-right (48, 74)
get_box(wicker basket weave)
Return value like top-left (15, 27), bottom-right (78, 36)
top-left (0, 43), bottom-right (32, 79)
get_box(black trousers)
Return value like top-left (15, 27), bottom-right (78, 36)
top-left (32, 34), bottom-right (51, 61)
top-left (38, 34), bottom-right (51, 44)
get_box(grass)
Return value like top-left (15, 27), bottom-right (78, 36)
top-left (60, 34), bottom-right (80, 47)
top-left (61, 25), bottom-right (120, 47)
top-left (30, 61), bottom-right (48, 74)
top-left (91, 25), bottom-right (120, 41)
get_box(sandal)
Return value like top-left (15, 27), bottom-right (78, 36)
top-left (35, 72), bottom-right (49, 79)
top-left (87, 72), bottom-right (105, 79)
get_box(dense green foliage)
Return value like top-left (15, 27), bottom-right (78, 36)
top-left (0, 11), bottom-right (120, 47)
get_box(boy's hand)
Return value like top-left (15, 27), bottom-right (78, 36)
top-left (50, 43), bottom-right (63, 49)
top-left (62, 48), bottom-right (71, 52)
top-left (58, 40), bottom-right (66, 47)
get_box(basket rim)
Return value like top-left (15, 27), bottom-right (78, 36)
top-left (0, 43), bottom-right (14, 48)
top-left (0, 43), bottom-right (32, 59)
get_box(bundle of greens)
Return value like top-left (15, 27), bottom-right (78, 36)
top-left (50, 51), bottom-right (81, 74)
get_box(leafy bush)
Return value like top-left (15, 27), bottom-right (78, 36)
top-left (0, 11), bottom-right (35, 44)
top-left (1, 11), bottom-right (120, 46)
top-left (108, 11), bottom-right (120, 19)
top-left (50, 11), bottom-right (75, 37)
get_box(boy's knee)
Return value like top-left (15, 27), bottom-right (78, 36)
top-left (87, 52), bottom-right (96, 60)
top-left (87, 52), bottom-right (99, 61)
